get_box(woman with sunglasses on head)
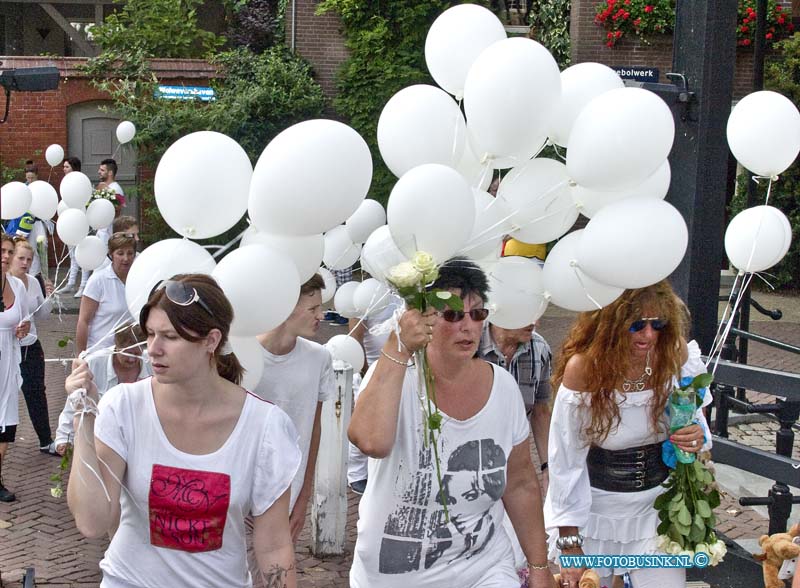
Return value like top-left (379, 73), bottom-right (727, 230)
top-left (348, 258), bottom-right (551, 588)
top-left (67, 274), bottom-right (301, 588)
top-left (545, 281), bottom-right (710, 588)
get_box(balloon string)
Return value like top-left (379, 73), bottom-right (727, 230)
top-left (705, 271), bottom-right (754, 374)
top-left (571, 263), bottom-right (604, 310)
top-left (210, 226), bottom-right (248, 260)
top-left (705, 270), bottom-right (741, 364)
top-left (552, 143), bottom-right (567, 162)
top-left (344, 288), bottom-right (397, 340)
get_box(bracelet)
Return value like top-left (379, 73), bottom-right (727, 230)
top-left (556, 533), bottom-right (584, 550)
top-left (527, 562), bottom-right (549, 570)
top-left (540, 461), bottom-right (548, 472)
top-left (380, 350), bottom-right (414, 367)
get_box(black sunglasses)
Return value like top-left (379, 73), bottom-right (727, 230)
top-left (629, 317), bottom-right (668, 333)
top-left (437, 308), bottom-right (490, 323)
top-left (151, 280), bottom-right (214, 318)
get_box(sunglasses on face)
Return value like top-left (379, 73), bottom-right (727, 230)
top-left (629, 317), bottom-right (668, 333)
top-left (151, 279), bottom-right (214, 318)
top-left (436, 308), bottom-right (490, 323)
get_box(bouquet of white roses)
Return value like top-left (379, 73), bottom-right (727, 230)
top-left (89, 186), bottom-right (119, 205)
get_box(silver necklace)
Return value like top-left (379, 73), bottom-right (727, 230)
top-left (622, 350), bottom-right (652, 392)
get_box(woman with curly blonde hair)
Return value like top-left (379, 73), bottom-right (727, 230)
top-left (544, 280), bottom-right (712, 588)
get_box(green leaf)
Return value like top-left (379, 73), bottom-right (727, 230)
top-left (696, 499), bottom-right (712, 518)
top-left (677, 506), bottom-right (692, 527)
top-left (658, 509), bottom-right (670, 522)
top-left (674, 520), bottom-right (691, 536)
top-left (708, 489), bottom-right (721, 509)
top-left (657, 520), bottom-right (670, 535)
top-left (654, 492), bottom-right (673, 510)
top-left (706, 513), bottom-right (716, 527)
top-left (426, 294), bottom-right (447, 311)
top-left (692, 373), bottom-right (714, 390)
top-left (428, 412), bottom-right (442, 431)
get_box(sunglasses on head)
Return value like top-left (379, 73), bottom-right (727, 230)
top-left (150, 279), bottom-right (214, 318)
top-left (629, 317), bottom-right (668, 333)
top-left (437, 308), bottom-right (490, 323)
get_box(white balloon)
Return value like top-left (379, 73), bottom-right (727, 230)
top-left (486, 257), bottom-right (548, 329)
top-left (387, 164), bottom-right (474, 262)
top-left (333, 281), bottom-right (360, 319)
top-left (425, 3), bottom-right (506, 99)
top-left (86, 198), bottom-right (116, 230)
top-left (28, 181), bottom-right (59, 220)
top-left (464, 38), bottom-right (561, 168)
top-left (353, 278), bottom-right (392, 318)
top-left (324, 334), bottom-right (365, 372)
top-left (56, 208), bottom-right (90, 246)
top-left (567, 88), bottom-right (675, 191)
top-left (75, 236), bottom-right (108, 271)
top-left (241, 226), bottom-right (324, 282)
top-left (56, 200), bottom-right (69, 216)
top-left (318, 267), bottom-right (337, 303)
top-left (543, 230), bottom-right (624, 311)
top-left (548, 63), bottom-right (624, 147)
top-left (213, 245), bottom-right (300, 336)
top-left (126, 239), bottom-right (216, 318)
top-left (579, 198), bottom-right (688, 289)
top-left (323, 225), bottom-right (362, 271)
top-left (249, 119), bottom-right (372, 236)
top-left (573, 160), bottom-right (671, 219)
top-left (346, 199), bottom-right (386, 244)
top-left (724, 205), bottom-right (793, 273)
top-left (1, 182), bottom-right (32, 219)
top-left (60, 172), bottom-right (93, 209)
top-left (229, 336), bottom-right (265, 390)
top-left (360, 225), bottom-right (409, 283)
top-left (459, 189), bottom-right (514, 260)
top-left (453, 141), bottom-right (493, 190)
top-left (727, 90), bottom-right (800, 177)
top-left (45, 144), bottom-right (64, 167)
top-left (378, 84), bottom-right (466, 178)
top-left (155, 131), bottom-right (252, 239)
top-left (116, 121), bottom-right (136, 145)
top-left (498, 158), bottom-right (579, 244)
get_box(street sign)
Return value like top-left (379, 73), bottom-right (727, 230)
top-left (155, 85), bottom-right (216, 101)
top-left (611, 66), bottom-right (660, 83)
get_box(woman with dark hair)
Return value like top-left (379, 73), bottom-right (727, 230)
top-left (67, 273), bottom-right (301, 587)
top-left (348, 258), bottom-right (551, 588)
top-left (63, 157), bottom-right (81, 174)
top-left (545, 281), bottom-right (710, 588)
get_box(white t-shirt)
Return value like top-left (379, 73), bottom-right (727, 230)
top-left (252, 337), bottom-right (334, 509)
top-left (0, 275), bottom-right (27, 430)
top-left (18, 273), bottom-right (51, 346)
top-left (95, 378), bottom-right (301, 588)
top-left (83, 263), bottom-right (133, 352)
top-left (350, 362), bottom-right (530, 588)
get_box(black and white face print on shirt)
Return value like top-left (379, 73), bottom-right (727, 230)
top-left (378, 438), bottom-right (507, 575)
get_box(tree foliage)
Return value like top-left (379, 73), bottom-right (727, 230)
top-left (529, 0), bottom-right (571, 68)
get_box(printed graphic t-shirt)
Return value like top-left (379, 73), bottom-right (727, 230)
top-left (95, 378), bottom-right (301, 588)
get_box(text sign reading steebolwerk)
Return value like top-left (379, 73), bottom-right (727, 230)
top-left (156, 85), bottom-right (216, 101)
top-left (612, 66), bottom-right (660, 83)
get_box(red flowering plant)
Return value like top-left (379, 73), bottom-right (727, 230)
top-left (737, 0), bottom-right (794, 48)
top-left (594, 0), bottom-right (675, 47)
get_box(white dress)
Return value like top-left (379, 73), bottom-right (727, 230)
top-left (543, 342), bottom-right (712, 577)
top-left (0, 276), bottom-right (28, 432)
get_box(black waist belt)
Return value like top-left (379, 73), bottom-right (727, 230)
top-left (587, 442), bottom-right (669, 493)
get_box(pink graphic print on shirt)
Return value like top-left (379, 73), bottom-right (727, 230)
top-left (149, 464), bottom-right (231, 553)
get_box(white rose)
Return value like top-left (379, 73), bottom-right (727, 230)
top-left (36, 235), bottom-right (45, 244)
top-left (667, 541), bottom-right (683, 555)
top-left (694, 542), bottom-right (709, 555)
top-left (387, 261), bottom-right (423, 289)
top-left (50, 486), bottom-right (63, 498)
top-left (411, 251), bottom-right (436, 275)
top-left (709, 540), bottom-right (727, 560)
top-left (678, 549), bottom-right (694, 559)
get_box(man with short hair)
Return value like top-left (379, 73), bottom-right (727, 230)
top-left (98, 158), bottom-right (126, 207)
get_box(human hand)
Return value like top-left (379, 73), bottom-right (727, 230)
top-left (528, 565), bottom-right (553, 587)
top-left (44, 279), bottom-right (54, 296)
top-left (66, 359), bottom-right (98, 400)
top-left (670, 423), bottom-right (705, 454)
top-left (56, 443), bottom-right (69, 456)
top-left (289, 495), bottom-right (309, 543)
top-left (557, 549), bottom-right (586, 588)
top-left (15, 321), bottom-right (30, 339)
top-left (398, 308), bottom-right (436, 354)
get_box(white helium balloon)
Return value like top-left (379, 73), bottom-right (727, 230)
top-left (325, 334), bottom-right (365, 372)
top-left (425, 3), bottom-right (506, 99)
top-left (229, 336), bottom-right (265, 390)
top-left (498, 158), bottom-right (579, 244)
top-left (56, 208), bottom-right (90, 245)
top-left (543, 230), bottom-right (624, 312)
top-left (249, 119), bottom-right (372, 236)
top-left (75, 236), bottom-right (108, 271)
top-left (56, 199), bottom-right (69, 216)
top-left (378, 84), bottom-right (466, 178)
top-left (155, 131), bottom-right (251, 239)
top-left (567, 87), bottom-right (675, 192)
top-left (27, 181), bottom-right (59, 220)
top-left (459, 189), bottom-right (514, 260)
top-left (578, 198), bottom-right (688, 289)
top-left (86, 198), bottom-right (116, 230)
top-left (1, 182), bottom-right (32, 219)
top-left (573, 159), bottom-right (671, 219)
top-left (45, 144), bottom-right (64, 167)
top-left (60, 172), bottom-right (93, 209)
top-left (727, 90), bottom-right (800, 177)
top-left (323, 225), bottom-right (362, 271)
top-left (360, 225), bottom-right (409, 282)
top-left (548, 63), bottom-right (624, 147)
top-left (116, 121), bottom-right (136, 144)
top-left (725, 205), bottom-right (792, 273)
top-left (353, 278), bottom-right (392, 318)
top-left (213, 245), bottom-right (300, 336)
top-left (125, 239), bottom-right (216, 318)
top-left (387, 164), bottom-right (474, 262)
top-left (318, 266), bottom-right (337, 303)
top-left (346, 199), bottom-right (386, 244)
top-left (464, 38), bottom-right (561, 168)
top-left (333, 281), bottom-right (360, 319)
top-left (241, 226), bottom-right (323, 282)
top-left (486, 257), bottom-right (548, 329)
top-left (453, 140), bottom-right (492, 190)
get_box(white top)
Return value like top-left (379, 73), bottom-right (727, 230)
top-left (54, 346), bottom-right (152, 447)
top-left (350, 362), bottom-right (530, 588)
top-left (18, 273), bottom-right (51, 346)
top-left (252, 337), bottom-right (334, 509)
top-left (543, 341), bottom-right (713, 576)
top-left (95, 378), bottom-right (301, 588)
top-left (362, 300), bottom-right (402, 366)
top-left (0, 275), bottom-right (27, 430)
top-left (83, 263), bottom-right (134, 352)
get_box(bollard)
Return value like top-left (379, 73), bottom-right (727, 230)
top-left (311, 362), bottom-right (353, 556)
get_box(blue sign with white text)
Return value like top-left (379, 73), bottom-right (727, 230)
top-left (156, 85), bottom-right (216, 101)
top-left (612, 66), bottom-right (660, 83)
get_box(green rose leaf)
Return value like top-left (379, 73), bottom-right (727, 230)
top-left (654, 492), bottom-right (673, 510)
top-left (692, 373), bottom-right (713, 390)
top-left (674, 520), bottom-right (691, 536)
top-left (708, 489), bottom-right (721, 509)
top-left (657, 520), bottom-right (670, 535)
top-left (677, 506), bottom-right (692, 527)
top-left (696, 499), bottom-right (712, 518)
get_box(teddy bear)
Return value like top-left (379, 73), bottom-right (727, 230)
top-left (552, 569), bottom-right (602, 588)
top-left (754, 523), bottom-right (800, 588)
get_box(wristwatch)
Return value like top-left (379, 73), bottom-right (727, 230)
top-left (556, 534), bottom-right (584, 550)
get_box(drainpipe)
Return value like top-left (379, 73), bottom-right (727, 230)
top-left (291, 0), bottom-right (297, 52)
